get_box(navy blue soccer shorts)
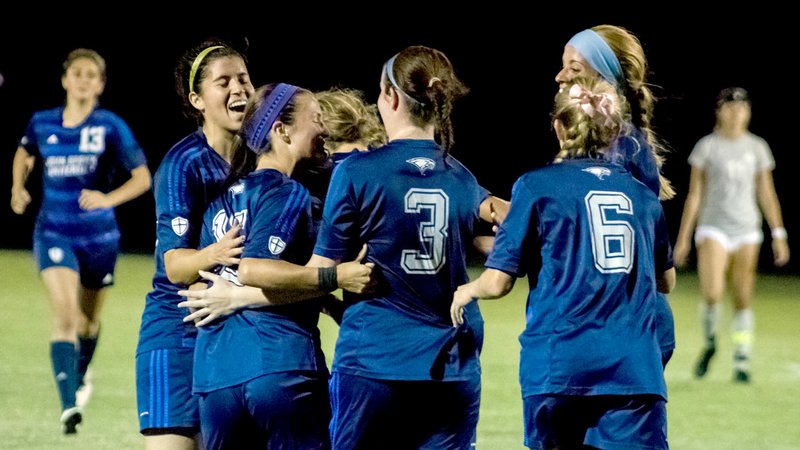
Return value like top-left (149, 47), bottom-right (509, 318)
top-left (523, 394), bottom-right (667, 450)
top-left (136, 348), bottom-right (199, 433)
top-left (198, 371), bottom-right (330, 450)
top-left (329, 372), bottom-right (480, 450)
top-left (34, 226), bottom-right (119, 289)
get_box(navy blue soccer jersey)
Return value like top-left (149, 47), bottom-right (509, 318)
top-left (486, 159), bottom-right (672, 399)
top-left (20, 107), bottom-right (146, 237)
top-left (314, 139), bottom-right (488, 380)
top-left (193, 168), bottom-right (327, 393)
top-left (608, 128), bottom-right (660, 197)
top-left (138, 130), bottom-right (230, 354)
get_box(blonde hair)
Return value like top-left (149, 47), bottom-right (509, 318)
top-left (592, 25), bottom-right (675, 199)
top-left (553, 77), bottom-right (627, 161)
top-left (316, 88), bottom-right (386, 153)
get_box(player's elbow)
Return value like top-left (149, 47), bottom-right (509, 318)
top-left (657, 267), bottom-right (676, 294)
top-left (483, 269), bottom-right (515, 298)
top-left (237, 261), bottom-right (256, 287)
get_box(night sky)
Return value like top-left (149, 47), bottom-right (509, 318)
top-left (1, 9), bottom-right (794, 271)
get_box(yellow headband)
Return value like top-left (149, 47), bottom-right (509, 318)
top-left (189, 45), bottom-right (224, 95)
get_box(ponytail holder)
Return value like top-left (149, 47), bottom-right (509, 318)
top-left (568, 84), bottom-right (616, 127)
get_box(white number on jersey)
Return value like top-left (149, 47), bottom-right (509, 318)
top-left (584, 191), bottom-right (634, 274)
top-left (79, 126), bottom-right (106, 153)
top-left (401, 188), bottom-right (449, 275)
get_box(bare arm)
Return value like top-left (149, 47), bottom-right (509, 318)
top-left (176, 247), bottom-right (373, 326)
top-left (238, 245), bottom-right (372, 296)
top-left (673, 166), bottom-right (705, 267)
top-left (479, 195), bottom-right (509, 226)
top-left (472, 236), bottom-right (495, 256)
top-left (165, 223), bottom-right (244, 284)
top-left (756, 169), bottom-right (790, 266)
top-left (178, 270), bottom-right (275, 326)
top-left (450, 268), bottom-right (516, 326)
top-left (10, 146), bottom-right (35, 214)
top-left (79, 164), bottom-right (152, 210)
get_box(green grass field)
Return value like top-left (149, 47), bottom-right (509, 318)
top-left (1, 250), bottom-right (799, 449)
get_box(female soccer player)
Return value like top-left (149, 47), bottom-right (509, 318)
top-left (452, 78), bottom-right (675, 449)
top-left (135, 40), bottom-right (252, 450)
top-left (10, 48), bottom-right (150, 435)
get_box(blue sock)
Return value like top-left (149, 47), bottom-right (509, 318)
top-left (78, 333), bottom-right (99, 386)
top-left (50, 341), bottom-right (77, 410)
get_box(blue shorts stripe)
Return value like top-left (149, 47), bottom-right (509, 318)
top-left (329, 373), bottom-right (338, 441)
top-left (161, 350), bottom-right (169, 427)
top-left (148, 350), bottom-right (156, 429)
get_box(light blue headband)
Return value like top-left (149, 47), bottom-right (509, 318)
top-left (243, 83), bottom-right (299, 154)
top-left (385, 54), bottom-right (421, 104)
top-left (567, 29), bottom-right (624, 87)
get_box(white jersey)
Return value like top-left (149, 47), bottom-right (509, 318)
top-left (689, 131), bottom-right (775, 235)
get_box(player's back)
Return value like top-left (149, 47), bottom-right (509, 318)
top-left (332, 139), bottom-right (483, 317)
top-left (509, 158), bottom-right (669, 397)
top-left (319, 139), bottom-right (485, 380)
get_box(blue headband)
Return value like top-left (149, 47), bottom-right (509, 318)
top-left (567, 29), bottom-right (624, 87)
top-left (385, 54), bottom-right (421, 104)
top-left (244, 83), bottom-right (299, 154)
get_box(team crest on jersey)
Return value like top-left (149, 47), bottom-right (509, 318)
top-left (212, 209), bottom-right (247, 241)
top-left (47, 134), bottom-right (59, 145)
top-left (406, 157), bottom-right (436, 175)
top-left (268, 236), bottom-right (286, 255)
top-left (48, 247), bottom-right (64, 263)
top-left (171, 217), bottom-right (189, 236)
top-left (229, 182), bottom-right (245, 195)
top-left (583, 166), bottom-right (612, 180)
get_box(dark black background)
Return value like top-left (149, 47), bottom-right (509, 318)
top-left (1, 9), bottom-right (794, 271)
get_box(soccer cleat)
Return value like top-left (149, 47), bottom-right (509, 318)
top-left (694, 345), bottom-right (716, 378)
top-left (733, 369), bottom-right (751, 383)
top-left (76, 369), bottom-right (94, 409)
top-left (60, 406), bottom-right (82, 435)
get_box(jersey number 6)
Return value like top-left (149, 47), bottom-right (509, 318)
top-left (585, 190), bottom-right (635, 274)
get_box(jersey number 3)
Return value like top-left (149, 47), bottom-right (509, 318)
top-left (585, 191), bottom-right (634, 274)
top-left (401, 188), bottom-right (449, 275)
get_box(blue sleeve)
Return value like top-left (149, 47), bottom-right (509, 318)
top-left (653, 205), bottom-right (674, 274)
top-left (485, 175), bottom-right (536, 277)
top-left (20, 116), bottom-right (39, 157)
top-left (108, 114), bottom-right (147, 170)
top-left (154, 157), bottom-right (203, 252)
top-left (313, 162), bottom-right (357, 260)
top-left (244, 182), bottom-right (309, 260)
top-left (199, 205), bottom-right (216, 250)
top-left (477, 184), bottom-right (491, 202)
top-left (622, 134), bottom-right (660, 197)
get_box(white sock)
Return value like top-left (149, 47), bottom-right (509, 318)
top-left (700, 303), bottom-right (721, 348)
top-left (732, 308), bottom-right (755, 369)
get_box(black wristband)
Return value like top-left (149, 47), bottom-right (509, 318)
top-left (318, 266), bottom-right (338, 292)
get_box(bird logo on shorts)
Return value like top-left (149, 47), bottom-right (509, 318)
top-left (268, 236), bottom-right (286, 255)
top-left (583, 166), bottom-right (612, 180)
top-left (171, 217), bottom-right (189, 236)
top-left (406, 157), bottom-right (436, 175)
